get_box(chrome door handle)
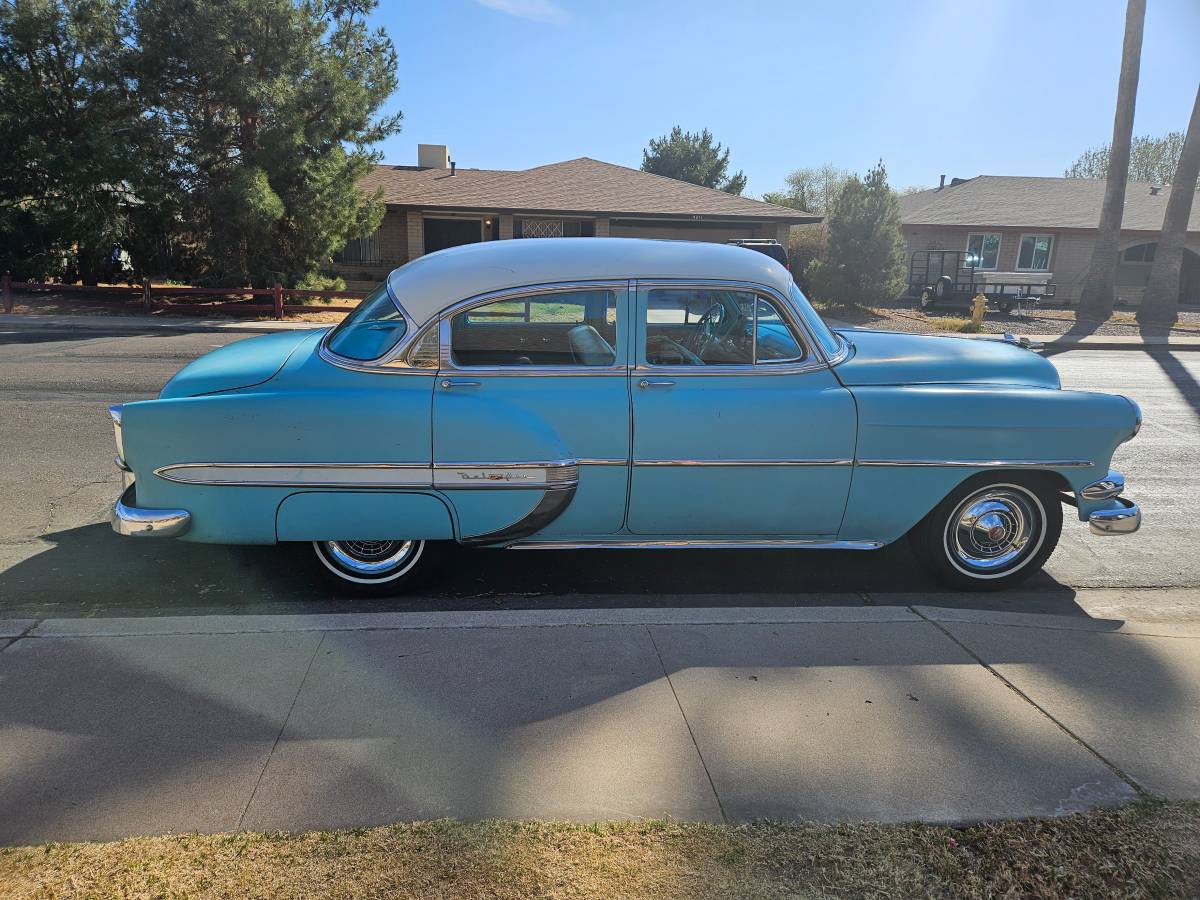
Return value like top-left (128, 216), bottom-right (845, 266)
top-left (441, 379), bottom-right (482, 389)
top-left (638, 379), bottom-right (676, 389)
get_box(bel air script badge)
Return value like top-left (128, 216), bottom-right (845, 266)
top-left (457, 471), bottom-right (536, 482)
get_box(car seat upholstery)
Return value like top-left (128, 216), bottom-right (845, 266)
top-left (568, 324), bottom-right (616, 366)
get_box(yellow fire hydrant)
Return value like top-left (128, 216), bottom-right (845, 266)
top-left (970, 292), bottom-right (987, 329)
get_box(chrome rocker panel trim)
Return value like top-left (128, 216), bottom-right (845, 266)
top-left (1088, 498), bottom-right (1142, 536)
top-left (855, 458), bottom-right (1093, 469)
top-left (112, 483), bottom-right (191, 538)
top-left (509, 539), bottom-right (883, 550)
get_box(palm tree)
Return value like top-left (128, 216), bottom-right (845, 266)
top-left (1138, 83), bottom-right (1200, 326)
top-left (1078, 0), bottom-right (1146, 323)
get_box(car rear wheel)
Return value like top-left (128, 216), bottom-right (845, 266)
top-left (311, 539), bottom-right (445, 596)
top-left (909, 475), bottom-right (1062, 590)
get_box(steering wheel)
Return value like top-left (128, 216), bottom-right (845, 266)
top-left (687, 302), bottom-right (723, 359)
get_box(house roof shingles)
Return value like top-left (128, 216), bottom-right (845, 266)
top-left (899, 175), bottom-right (1200, 233)
top-left (359, 157), bottom-right (815, 222)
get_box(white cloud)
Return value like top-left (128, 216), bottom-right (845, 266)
top-left (475, 0), bottom-right (568, 25)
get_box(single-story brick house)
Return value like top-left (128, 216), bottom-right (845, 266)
top-left (333, 144), bottom-right (815, 287)
top-left (899, 175), bottom-right (1200, 305)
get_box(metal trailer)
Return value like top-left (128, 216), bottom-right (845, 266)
top-left (907, 250), bottom-right (1056, 314)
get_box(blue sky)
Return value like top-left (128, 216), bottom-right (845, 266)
top-left (370, 0), bottom-right (1200, 197)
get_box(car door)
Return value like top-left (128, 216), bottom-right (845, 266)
top-left (628, 281), bottom-right (856, 536)
top-left (432, 281), bottom-right (631, 543)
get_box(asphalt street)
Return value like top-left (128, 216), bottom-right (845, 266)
top-left (1, 324), bottom-right (1197, 619)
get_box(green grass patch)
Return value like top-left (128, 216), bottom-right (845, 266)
top-left (1, 800), bottom-right (1196, 898)
top-left (929, 316), bottom-right (982, 333)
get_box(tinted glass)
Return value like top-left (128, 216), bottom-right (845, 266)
top-left (326, 284), bottom-right (407, 361)
top-left (1018, 235), bottom-right (1053, 270)
top-left (451, 290), bottom-right (617, 367)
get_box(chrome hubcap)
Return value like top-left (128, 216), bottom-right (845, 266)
top-left (946, 486), bottom-right (1043, 575)
top-left (317, 539), bottom-right (422, 580)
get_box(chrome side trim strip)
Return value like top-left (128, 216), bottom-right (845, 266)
top-left (154, 461), bottom-right (579, 490)
top-left (509, 539), bottom-right (883, 550)
top-left (577, 458), bottom-right (630, 466)
top-left (635, 458), bottom-right (854, 467)
top-left (855, 459), bottom-right (1094, 469)
top-left (155, 462), bottom-right (433, 488)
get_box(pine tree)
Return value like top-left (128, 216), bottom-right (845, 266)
top-left (641, 127), bottom-right (747, 195)
top-left (0, 0), bottom-right (144, 281)
top-left (804, 162), bottom-right (906, 307)
top-left (133, 0), bottom-right (402, 286)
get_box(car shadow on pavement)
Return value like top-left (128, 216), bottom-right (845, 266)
top-left (1, 522), bottom-right (1089, 619)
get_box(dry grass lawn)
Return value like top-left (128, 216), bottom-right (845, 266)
top-left (1, 801), bottom-right (1197, 899)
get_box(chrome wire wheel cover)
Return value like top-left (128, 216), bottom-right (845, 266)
top-left (943, 484), bottom-right (1046, 579)
top-left (314, 539), bottom-right (424, 584)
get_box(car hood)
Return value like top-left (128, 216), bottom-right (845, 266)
top-left (159, 330), bottom-right (320, 399)
top-left (833, 329), bottom-right (1060, 389)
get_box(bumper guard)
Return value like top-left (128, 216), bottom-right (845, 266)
top-left (1088, 497), bottom-right (1141, 536)
top-left (112, 482), bottom-right (192, 538)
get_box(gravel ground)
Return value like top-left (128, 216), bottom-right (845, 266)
top-left (822, 302), bottom-right (1200, 336)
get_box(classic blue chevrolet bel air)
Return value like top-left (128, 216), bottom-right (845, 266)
top-left (109, 238), bottom-right (1141, 593)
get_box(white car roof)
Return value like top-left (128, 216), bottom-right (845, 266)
top-left (386, 237), bottom-right (793, 326)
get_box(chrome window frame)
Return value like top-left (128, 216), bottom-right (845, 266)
top-left (317, 275), bottom-right (849, 377)
top-left (317, 280), bottom-right (425, 374)
top-left (632, 279), bottom-right (835, 376)
top-left (434, 280), bottom-right (630, 377)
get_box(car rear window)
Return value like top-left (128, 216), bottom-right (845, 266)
top-left (325, 284), bottom-right (407, 361)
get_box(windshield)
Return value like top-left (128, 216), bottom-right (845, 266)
top-left (325, 283), bottom-right (407, 361)
top-left (789, 282), bottom-right (842, 359)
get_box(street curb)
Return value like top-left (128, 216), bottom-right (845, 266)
top-left (912, 606), bottom-right (1200, 638)
top-left (0, 313), bottom-right (325, 334)
top-left (0, 619), bottom-right (37, 639)
top-left (28, 606), bottom-right (924, 637)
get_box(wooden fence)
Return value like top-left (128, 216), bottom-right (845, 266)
top-left (0, 273), bottom-right (365, 319)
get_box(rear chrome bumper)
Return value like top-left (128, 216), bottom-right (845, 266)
top-left (1088, 497), bottom-right (1141, 536)
top-left (112, 482), bottom-right (191, 538)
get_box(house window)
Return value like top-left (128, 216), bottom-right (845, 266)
top-left (1017, 234), bottom-right (1054, 271)
top-left (965, 233), bottom-right (1001, 269)
top-left (1117, 242), bottom-right (1157, 287)
top-left (514, 218), bottom-right (595, 239)
top-left (336, 232), bottom-right (381, 264)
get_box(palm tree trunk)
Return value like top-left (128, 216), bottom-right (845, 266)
top-left (1138, 83), bottom-right (1200, 326)
top-left (1078, 0), bottom-right (1146, 322)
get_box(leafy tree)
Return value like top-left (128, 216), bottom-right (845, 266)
top-left (641, 127), bottom-right (746, 195)
top-left (1066, 132), bottom-right (1191, 185)
top-left (0, 0), bottom-right (146, 281)
top-left (133, 0), bottom-right (402, 286)
top-left (1139, 83), bottom-right (1200, 326)
top-left (804, 161), bottom-right (905, 307)
top-left (761, 164), bottom-right (851, 214)
top-left (1079, 0), bottom-right (1146, 322)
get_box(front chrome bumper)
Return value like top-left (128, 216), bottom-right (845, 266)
top-left (112, 482), bottom-right (192, 538)
top-left (1088, 497), bottom-right (1141, 536)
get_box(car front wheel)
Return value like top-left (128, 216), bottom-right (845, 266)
top-left (910, 475), bottom-right (1063, 590)
top-left (311, 539), bottom-right (444, 596)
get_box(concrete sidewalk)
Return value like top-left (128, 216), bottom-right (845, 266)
top-left (1, 605), bottom-right (1197, 846)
